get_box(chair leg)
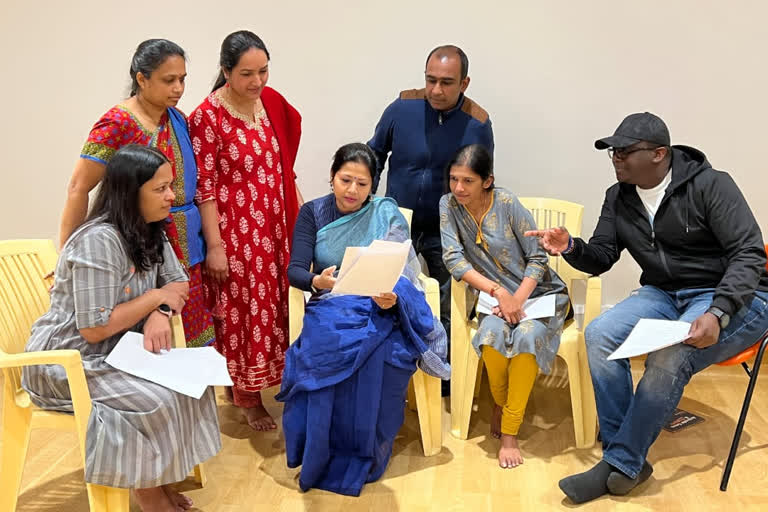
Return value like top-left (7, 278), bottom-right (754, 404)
top-left (449, 323), bottom-right (480, 440)
top-left (406, 378), bottom-right (417, 412)
top-left (0, 384), bottom-right (33, 512)
top-left (412, 369), bottom-right (442, 456)
top-left (558, 342), bottom-right (588, 449)
top-left (193, 464), bottom-right (207, 487)
top-left (720, 337), bottom-right (768, 491)
top-left (578, 337), bottom-right (597, 448)
top-left (86, 483), bottom-right (129, 511)
top-left (473, 362), bottom-right (483, 399)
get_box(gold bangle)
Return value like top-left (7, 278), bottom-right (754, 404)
top-left (489, 283), bottom-right (501, 297)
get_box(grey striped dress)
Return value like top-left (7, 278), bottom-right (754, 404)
top-left (22, 220), bottom-right (221, 488)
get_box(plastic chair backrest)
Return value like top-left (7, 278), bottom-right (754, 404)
top-left (398, 207), bottom-right (413, 231)
top-left (0, 240), bottom-right (59, 397)
top-left (518, 197), bottom-right (584, 290)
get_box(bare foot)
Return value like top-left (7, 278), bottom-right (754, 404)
top-left (491, 404), bottom-right (502, 439)
top-left (133, 487), bottom-right (179, 512)
top-left (162, 485), bottom-right (193, 510)
top-left (498, 434), bottom-right (524, 469)
top-left (243, 405), bottom-right (277, 431)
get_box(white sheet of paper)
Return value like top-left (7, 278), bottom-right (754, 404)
top-left (607, 319), bottom-right (691, 360)
top-left (105, 331), bottom-right (233, 399)
top-left (332, 239), bottom-right (411, 297)
top-left (476, 292), bottom-right (557, 321)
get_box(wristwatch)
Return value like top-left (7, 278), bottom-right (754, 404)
top-left (707, 306), bottom-right (730, 329)
top-left (157, 303), bottom-right (173, 318)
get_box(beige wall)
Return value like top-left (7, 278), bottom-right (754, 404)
top-left (1, 1), bottom-right (766, 307)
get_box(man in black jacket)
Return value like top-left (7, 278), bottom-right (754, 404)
top-left (527, 112), bottom-right (768, 504)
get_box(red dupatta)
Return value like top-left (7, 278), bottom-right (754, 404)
top-left (261, 86), bottom-right (302, 247)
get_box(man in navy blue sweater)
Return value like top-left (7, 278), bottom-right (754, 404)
top-left (367, 45), bottom-right (494, 358)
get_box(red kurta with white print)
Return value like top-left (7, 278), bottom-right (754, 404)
top-left (190, 88), bottom-right (290, 405)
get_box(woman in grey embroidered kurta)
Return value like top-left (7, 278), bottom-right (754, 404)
top-left (439, 144), bottom-right (569, 469)
top-left (22, 145), bottom-right (221, 509)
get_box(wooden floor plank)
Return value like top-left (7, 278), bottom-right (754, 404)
top-left (3, 360), bottom-right (767, 511)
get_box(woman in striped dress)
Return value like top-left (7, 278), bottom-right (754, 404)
top-left (23, 145), bottom-right (221, 512)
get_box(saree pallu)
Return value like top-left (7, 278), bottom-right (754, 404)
top-left (166, 108), bottom-right (214, 347)
top-left (276, 197), bottom-right (449, 496)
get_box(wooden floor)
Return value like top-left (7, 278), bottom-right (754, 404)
top-left (5, 359), bottom-right (768, 511)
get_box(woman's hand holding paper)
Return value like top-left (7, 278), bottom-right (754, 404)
top-left (313, 265), bottom-right (337, 290)
top-left (373, 292), bottom-right (397, 310)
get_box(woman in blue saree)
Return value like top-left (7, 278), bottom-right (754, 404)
top-left (278, 143), bottom-right (450, 496)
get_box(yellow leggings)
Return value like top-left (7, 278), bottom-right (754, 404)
top-left (482, 346), bottom-right (539, 436)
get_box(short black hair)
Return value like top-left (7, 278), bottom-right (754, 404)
top-left (425, 45), bottom-right (469, 80)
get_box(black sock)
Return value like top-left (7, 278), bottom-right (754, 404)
top-left (606, 461), bottom-right (654, 495)
top-left (558, 460), bottom-right (612, 504)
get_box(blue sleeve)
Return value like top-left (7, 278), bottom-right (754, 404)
top-left (288, 203), bottom-right (318, 291)
top-left (473, 117), bottom-right (494, 155)
top-left (439, 195), bottom-right (474, 281)
top-left (367, 99), bottom-right (398, 194)
top-left (483, 118), bottom-right (495, 154)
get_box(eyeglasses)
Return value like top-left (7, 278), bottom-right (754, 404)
top-left (607, 146), bottom-right (660, 160)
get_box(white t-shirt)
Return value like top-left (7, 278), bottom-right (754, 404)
top-left (636, 169), bottom-right (672, 224)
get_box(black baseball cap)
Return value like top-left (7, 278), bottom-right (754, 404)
top-left (595, 112), bottom-right (670, 150)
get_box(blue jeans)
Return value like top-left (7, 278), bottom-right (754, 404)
top-left (585, 285), bottom-right (768, 478)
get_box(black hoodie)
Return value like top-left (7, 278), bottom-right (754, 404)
top-left (564, 145), bottom-right (768, 317)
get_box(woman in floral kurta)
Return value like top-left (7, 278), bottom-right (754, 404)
top-left (61, 39), bottom-right (214, 348)
top-left (440, 144), bottom-right (569, 469)
top-left (190, 30), bottom-right (302, 430)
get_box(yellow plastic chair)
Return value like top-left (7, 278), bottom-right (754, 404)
top-left (449, 198), bottom-right (601, 448)
top-left (0, 239), bottom-right (204, 511)
top-left (288, 208), bottom-right (443, 456)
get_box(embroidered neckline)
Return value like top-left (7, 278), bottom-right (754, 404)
top-left (214, 87), bottom-right (266, 131)
top-left (115, 104), bottom-right (166, 139)
top-left (461, 191), bottom-right (503, 271)
top-left (462, 190), bottom-right (495, 241)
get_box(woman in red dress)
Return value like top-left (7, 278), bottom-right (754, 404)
top-left (60, 39), bottom-right (214, 348)
top-left (190, 30), bottom-right (302, 430)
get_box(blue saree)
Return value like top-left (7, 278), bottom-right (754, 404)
top-left (276, 197), bottom-right (449, 496)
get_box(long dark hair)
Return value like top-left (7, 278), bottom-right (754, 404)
top-left (330, 143), bottom-right (377, 179)
top-left (444, 144), bottom-right (494, 193)
top-left (87, 145), bottom-right (169, 271)
top-left (212, 30), bottom-right (270, 92)
top-left (129, 39), bottom-right (186, 97)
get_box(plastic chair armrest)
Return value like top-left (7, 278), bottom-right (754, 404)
top-left (0, 349), bottom-right (83, 371)
top-left (171, 315), bottom-right (186, 349)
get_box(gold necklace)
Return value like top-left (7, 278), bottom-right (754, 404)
top-left (132, 96), bottom-right (162, 132)
top-left (225, 88), bottom-right (257, 120)
top-left (468, 192), bottom-right (490, 223)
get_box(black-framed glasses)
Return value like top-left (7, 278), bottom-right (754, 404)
top-left (607, 146), bottom-right (660, 160)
